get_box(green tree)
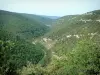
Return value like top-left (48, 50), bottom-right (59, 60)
top-left (0, 40), bottom-right (15, 75)
top-left (65, 40), bottom-right (100, 75)
top-left (0, 40), bottom-right (45, 75)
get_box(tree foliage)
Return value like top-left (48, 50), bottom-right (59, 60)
top-left (57, 40), bottom-right (100, 75)
top-left (0, 40), bottom-right (45, 75)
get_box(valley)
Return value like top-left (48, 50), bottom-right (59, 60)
top-left (0, 9), bottom-right (100, 75)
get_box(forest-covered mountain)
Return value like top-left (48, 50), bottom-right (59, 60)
top-left (47, 10), bottom-right (100, 38)
top-left (32, 10), bottom-right (100, 75)
top-left (0, 10), bottom-right (100, 75)
top-left (0, 10), bottom-right (52, 75)
top-left (44, 10), bottom-right (100, 54)
top-left (0, 10), bottom-right (55, 40)
top-left (21, 14), bottom-right (56, 25)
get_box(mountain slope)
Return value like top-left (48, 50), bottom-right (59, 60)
top-left (0, 10), bottom-right (50, 40)
top-left (21, 14), bottom-right (56, 26)
top-left (31, 10), bottom-right (100, 75)
top-left (46, 10), bottom-right (100, 38)
top-left (43, 10), bottom-right (100, 56)
top-left (0, 10), bottom-right (49, 74)
top-left (18, 10), bottom-right (100, 75)
top-left (1, 9), bottom-right (100, 75)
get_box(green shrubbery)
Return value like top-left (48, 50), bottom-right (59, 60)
top-left (18, 39), bottom-right (100, 75)
top-left (0, 40), bottom-right (45, 75)
top-left (55, 40), bottom-right (100, 75)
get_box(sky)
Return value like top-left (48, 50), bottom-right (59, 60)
top-left (0, 0), bottom-right (100, 16)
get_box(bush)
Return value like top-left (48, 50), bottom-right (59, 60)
top-left (0, 40), bottom-right (45, 75)
top-left (65, 40), bottom-right (100, 75)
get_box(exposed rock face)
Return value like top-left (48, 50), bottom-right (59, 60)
top-left (42, 38), bottom-right (56, 49)
top-left (96, 19), bottom-right (100, 22)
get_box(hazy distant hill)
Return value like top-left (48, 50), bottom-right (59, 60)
top-left (21, 14), bottom-right (56, 25)
top-left (41, 15), bottom-right (60, 19)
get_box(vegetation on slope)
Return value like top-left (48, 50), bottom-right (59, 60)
top-left (0, 10), bottom-right (49, 75)
top-left (21, 14), bottom-right (55, 25)
top-left (0, 39), bottom-right (46, 75)
top-left (18, 39), bottom-right (100, 75)
top-left (26, 10), bottom-right (100, 75)
top-left (45, 9), bottom-right (100, 56)
top-left (0, 9), bottom-right (100, 75)
top-left (0, 10), bottom-right (50, 40)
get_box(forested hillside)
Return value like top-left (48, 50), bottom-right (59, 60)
top-left (0, 10), bottom-right (50, 75)
top-left (21, 14), bottom-right (55, 25)
top-left (0, 10), bottom-right (52, 40)
top-left (43, 10), bottom-right (100, 56)
top-left (47, 10), bottom-right (100, 38)
top-left (26, 10), bottom-right (100, 75)
top-left (0, 10), bottom-right (100, 75)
